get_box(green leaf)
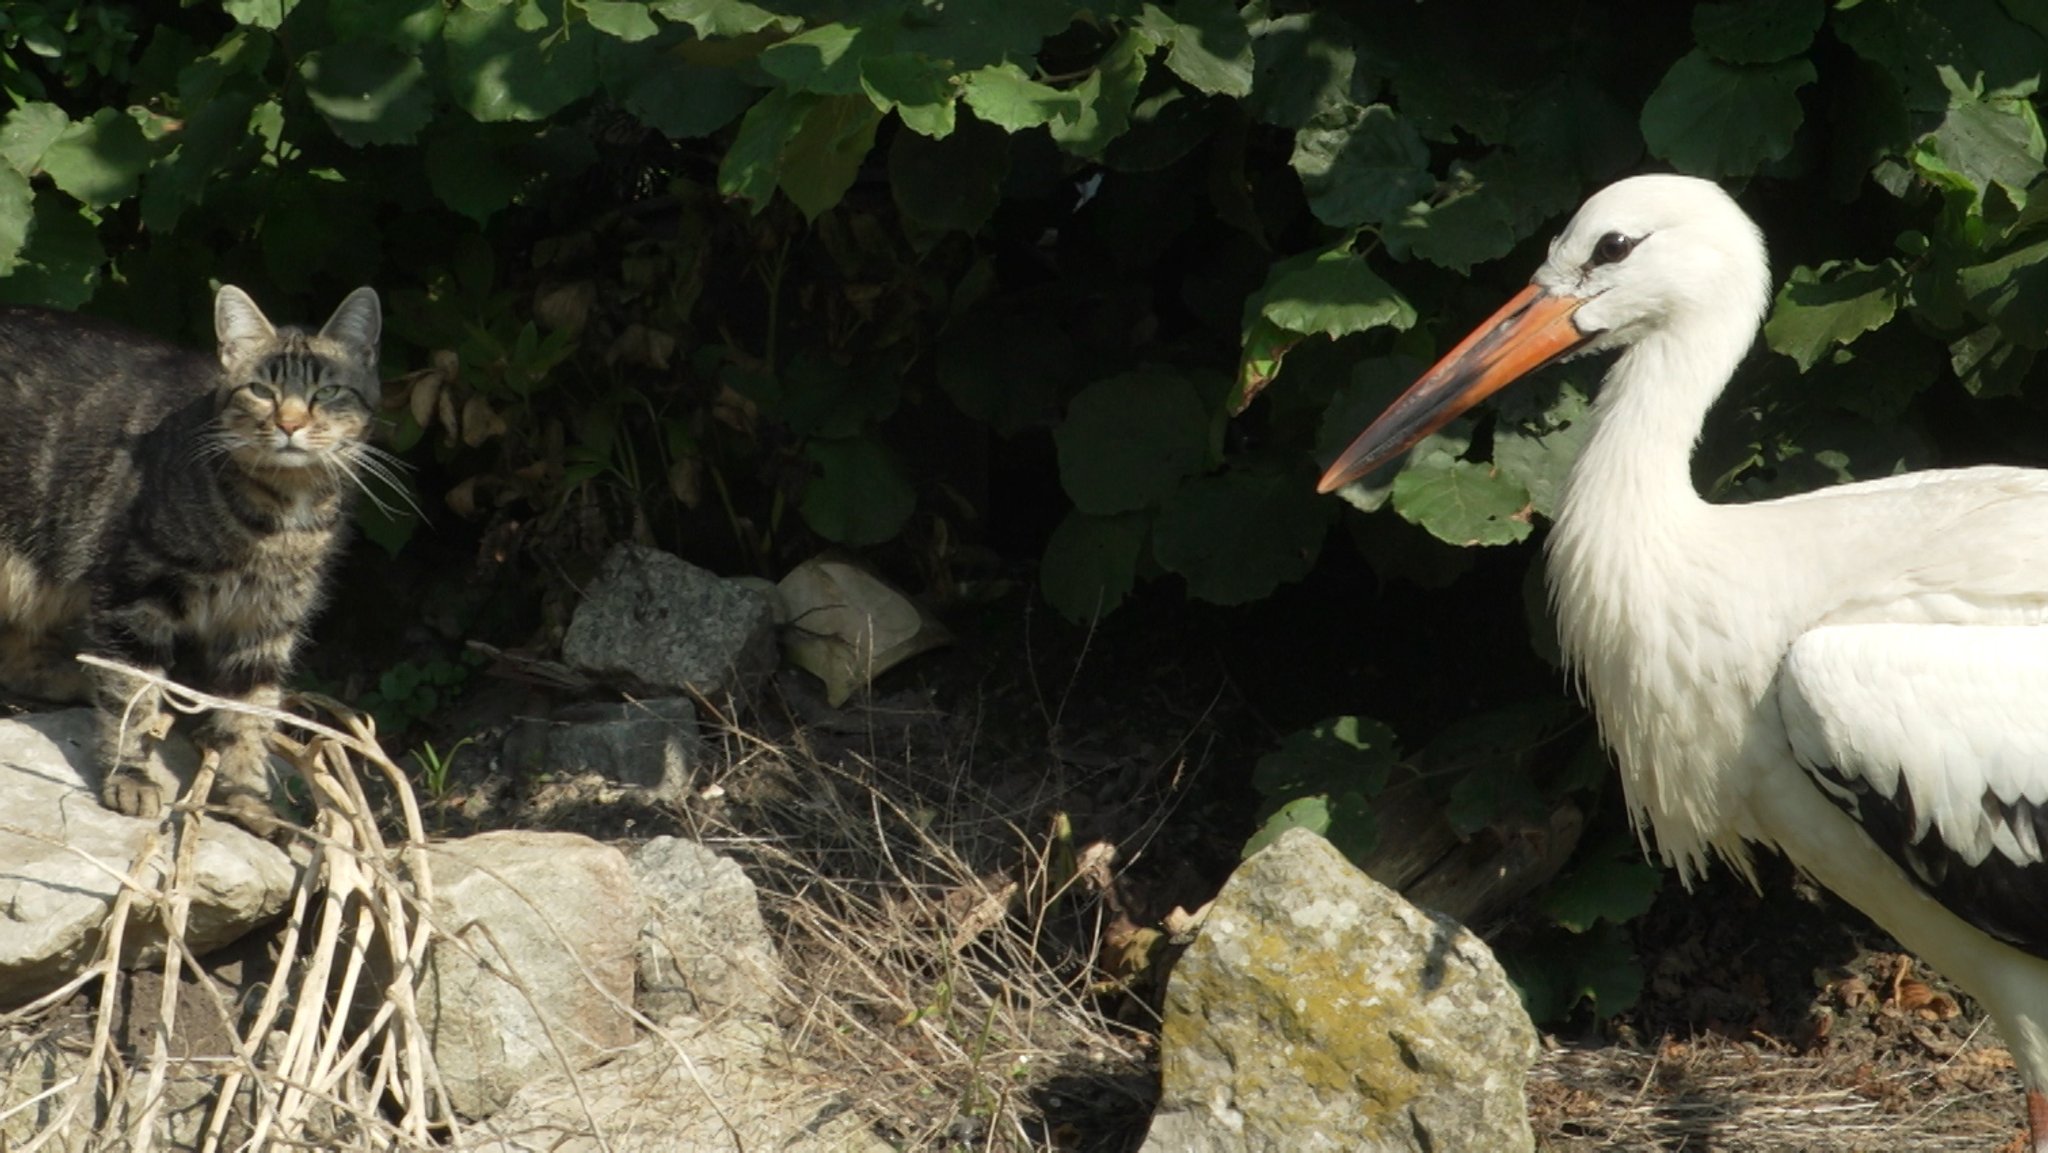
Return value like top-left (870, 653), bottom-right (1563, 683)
top-left (1253, 250), bottom-right (1417, 340)
top-left (1248, 11), bottom-right (1362, 129)
top-left (779, 94), bottom-right (881, 220)
top-left (889, 115), bottom-right (1005, 232)
top-left (0, 189), bottom-right (104, 308)
top-left (1152, 0), bottom-right (1253, 98)
top-left (41, 109), bottom-right (152, 208)
top-left (1047, 29), bottom-right (1149, 157)
top-left (299, 43), bottom-right (434, 146)
top-left (774, 353), bottom-right (899, 438)
top-left (1833, 0), bottom-right (2048, 113)
top-left (1382, 166), bottom-right (1520, 274)
top-left (1959, 237), bottom-right (2048, 348)
top-left (1314, 355), bottom-right (1428, 506)
top-left (960, 62), bottom-right (1081, 132)
top-left (1491, 380), bottom-right (1593, 520)
top-left (444, 0), bottom-right (601, 122)
top-left (425, 121), bottom-right (524, 224)
top-left (1691, 0), bottom-right (1824, 64)
top-left (614, 53), bottom-right (757, 139)
top-left (800, 437), bottom-right (916, 546)
top-left (0, 166), bottom-right (31, 275)
top-left (1040, 510), bottom-right (1147, 622)
top-left (1950, 323), bottom-right (2035, 396)
top-left (329, 0), bottom-right (445, 51)
top-left (1763, 260), bottom-right (1904, 371)
top-left (760, 22), bottom-right (874, 96)
top-left (1391, 457), bottom-right (1533, 547)
top-left (861, 53), bottom-right (958, 139)
top-left (1153, 468), bottom-right (1334, 605)
top-left (224, 0), bottom-right (298, 29)
top-left (653, 0), bottom-right (797, 37)
top-left (1242, 791), bottom-right (1379, 862)
top-left (1055, 369), bottom-right (1213, 515)
top-left (937, 305), bottom-right (1074, 435)
top-left (0, 103), bottom-right (68, 176)
top-left (584, 0), bottom-right (660, 41)
top-left (1252, 715), bottom-right (1401, 801)
top-left (1291, 102), bottom-right (1432, 228)
top-left (1640, 51), bottom-right (1816, 177)
top-left (1540, 858), bottom-right (1664, 932)
top-left (142, 95), bottom-right (260, 233)
top-left (1505, 922), bottom-right (1644, 1021)
top-left (719, 87), bottom-right (818, 212)
top-left (1913, 72), bottom-right (2046, 213)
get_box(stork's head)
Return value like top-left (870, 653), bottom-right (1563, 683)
top-left (1317, 174), bottom-right (1771, 493)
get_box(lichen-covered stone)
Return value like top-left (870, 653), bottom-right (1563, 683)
top-left (1141, 827), bottom-right (1538, 1153)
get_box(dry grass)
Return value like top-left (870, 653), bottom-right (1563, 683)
top-left (0, 660), bottom-right (448, 1152)
top-left (1529, 1028), bottom-right (2024, 1151)
top-left (674, 678), bottom-right (1186, 1153)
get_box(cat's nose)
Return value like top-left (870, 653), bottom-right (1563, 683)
top-left (275, 401), bottom-right (310, 434)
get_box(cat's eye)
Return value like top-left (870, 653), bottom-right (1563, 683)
top-left (247, 383), bottom-right (279, 402)
top-left (311, 384), bottom-right (346, 404)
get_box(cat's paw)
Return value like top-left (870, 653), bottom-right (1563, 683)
top-left (214, 786), bottom-right (285, 838)
top-left (100, 765), bottom-right (169, 819)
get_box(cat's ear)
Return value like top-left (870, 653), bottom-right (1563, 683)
top-left (214, 285), bottom-right (276, 363)
top-left (319, 287), bottom-right (382, 356)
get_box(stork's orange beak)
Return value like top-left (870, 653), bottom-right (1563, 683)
top-left (1317, 285), bottom-right (1592, 494)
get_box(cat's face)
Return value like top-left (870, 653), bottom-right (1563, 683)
top-left (212, 286), bottom-right (382, 475)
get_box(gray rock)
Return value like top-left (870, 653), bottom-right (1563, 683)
top-left (1141, 828), bottom-right (1539, 1153)
top-left (466, 1016), bottom-right (891, 1153)
top-left (421, 830), bottom-right (645, 1119)
top-left (630, 837), bottom-right (783, 1023)
top-left (561, 544), bottom-right (778, 702)
top-left (502, 698), bottom-right (703, 799)
top-left (0, 709), bottom-right (295, 1003)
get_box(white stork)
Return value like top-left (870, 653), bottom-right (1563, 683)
top-left (1317, 174), bottom-right (2048, 1147)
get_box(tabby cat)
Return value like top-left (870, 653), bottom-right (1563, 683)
top-left (0, 285), bottom-right (385, 827)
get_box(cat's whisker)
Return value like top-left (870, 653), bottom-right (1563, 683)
top-left (335, 445), bottom-right (427, 521)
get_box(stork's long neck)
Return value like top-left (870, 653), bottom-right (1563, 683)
top-left (1547, 314), bottom-right (1767, 881)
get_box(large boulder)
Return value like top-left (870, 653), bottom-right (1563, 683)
top-left (1141, 827), bottom-right (1539, 1153)
top-left (561, 544), bottom-right (779, 702)
top-left (0, 709), bottom-right (295, 1003)
top-left (420, 830), bottom-right (645, 1119)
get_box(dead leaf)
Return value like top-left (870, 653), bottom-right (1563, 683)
top-left (712, 384), bottom-right (758, 437)
top-left (607, 323), bottom-right (676, 369)
top-left (461, 394), bottom-right (508, 447)
top-left (409, 371), bottom-right (442, 429)
top-left (436, 386), bottom-right (460, 446)
top-left (1893, 978), bottom-right (1959, 1020)
top-left (1835, 975), bottom-right (1872, 1010)
top-left (533, 280), bottom-right (596, 334)
top-left (668, 456), bottom-right (702, 508)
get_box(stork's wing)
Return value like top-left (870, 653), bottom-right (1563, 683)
top-left (1779, 623), bottom-right (2048, 957)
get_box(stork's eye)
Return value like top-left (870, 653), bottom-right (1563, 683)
top-left (1590, 232), bottom-right (1638, 267)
